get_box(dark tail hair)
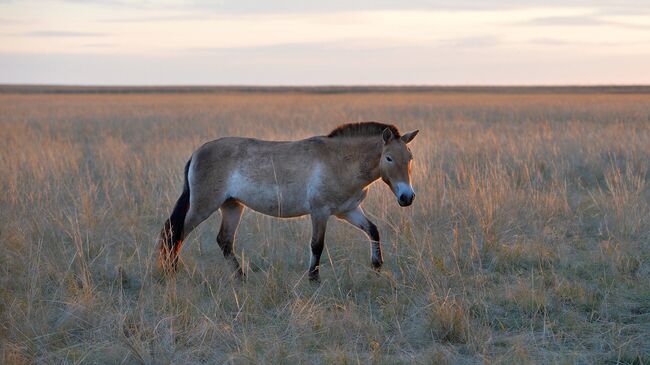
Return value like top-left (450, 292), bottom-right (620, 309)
top-left (159, 158), bottom-right (192, 271)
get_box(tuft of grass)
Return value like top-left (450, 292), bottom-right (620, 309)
top-left (487, 241), bottom-right (557, 273)
top-left (504, 281), bottom-right (551, 318)
top-left (554, 280), bottom-right (602, 314)
top-left (426, 294), bottom-right (469, 344)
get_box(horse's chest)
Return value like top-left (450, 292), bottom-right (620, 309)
top-left (331, 189), bottom-right (368, 214)
top-left (307, 166), bottom-right (367, 214)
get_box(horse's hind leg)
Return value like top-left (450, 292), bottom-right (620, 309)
top-left (217, 199), bottom-right (245, 277)
top-left (160, 184), bottom-right (224, 273)
top-left (161, 196), bottom-right (222, 272)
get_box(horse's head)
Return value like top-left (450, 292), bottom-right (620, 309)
top-left (379, 128), bottom-right (419, 207)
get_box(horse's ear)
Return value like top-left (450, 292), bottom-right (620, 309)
top-left (401, 130), bottom-right (419, 144)
top-left (382, 128), bottom-right (394, 144)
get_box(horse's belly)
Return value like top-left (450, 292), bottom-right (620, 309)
top-left (238, 193), bottom-right (310, 218)
top-left (226, 171), bottom-right (309, 218)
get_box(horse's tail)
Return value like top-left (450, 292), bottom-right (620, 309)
top-left (159, 158), bottom-right (192, 272)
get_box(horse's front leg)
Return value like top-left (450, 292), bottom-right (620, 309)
top-left (338, 207), bottom-right (383, 271)
top-left (308, 213), bottom-right (329, 282)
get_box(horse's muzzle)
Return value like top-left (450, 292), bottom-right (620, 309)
top-left (398, 192), bottom-right (415, 207)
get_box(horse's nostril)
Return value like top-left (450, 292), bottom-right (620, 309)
top-left (399, 193), bottom-right (414, 206)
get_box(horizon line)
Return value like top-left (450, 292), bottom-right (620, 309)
top-left (2, 84), bottom-right (650, 95)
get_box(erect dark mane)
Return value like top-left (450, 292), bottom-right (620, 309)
top-left (327, 122), bottom-right (400, 139)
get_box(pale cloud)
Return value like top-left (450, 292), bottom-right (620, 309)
top-left (527, 37), bottom-right (637, 47)
top-left (526, 15), bottom-right (607, 26)
top-left (524, 15), bottom-right (650, 29)
top-left (81, 42), bottom-right (114, 48)
top-left (21, 30), bottom-right (108, 37)
top-left (98, 14), bottom-right (211, 23)
top-left (60, 0), bottom-right (650, 14)
top-left (436, 36), bottom-right (502, 49)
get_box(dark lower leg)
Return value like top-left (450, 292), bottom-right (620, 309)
top-left (217, 199), bottom-right (244, 277)
top-left (217, 230), bottom-right (243, 276)
top-left (368, 222), bottom-right (383, 270)
top-left (308, 238), bottom-right (324, 281)
top-left (308, 215), bottom-right (328, 282)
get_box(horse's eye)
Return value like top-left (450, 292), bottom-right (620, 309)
top-left (386, 156), bottom-right (393, 162)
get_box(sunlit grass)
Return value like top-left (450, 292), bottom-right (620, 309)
top-left (0, 91), bottom-right (649, 363)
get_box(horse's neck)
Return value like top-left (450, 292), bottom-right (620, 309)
top-left (345, 137), bottom-right (383, 189)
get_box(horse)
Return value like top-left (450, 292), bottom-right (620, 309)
top-left (159, 122), bottom-right (419, 281)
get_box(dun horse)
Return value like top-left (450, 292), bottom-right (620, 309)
top-left (159, 122), bottom-right (419, 281)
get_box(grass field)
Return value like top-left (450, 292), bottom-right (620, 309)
top-left (1, 89), bottom-right (649, 364)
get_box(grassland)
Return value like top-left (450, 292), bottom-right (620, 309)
top-left (1, 88), bottom-right (649, 364)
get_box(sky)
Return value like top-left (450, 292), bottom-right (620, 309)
top-left (1, 0), bottom-right (649, 85)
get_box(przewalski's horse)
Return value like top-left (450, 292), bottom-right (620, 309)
top-left (159, 122), bottom-right (419, 281)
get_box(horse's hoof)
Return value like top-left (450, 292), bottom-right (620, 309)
top-left (233, 270), bottom-right (246, 281)
top-left (309, 273), bottom-right (320, 283)
top-left (372, 259), bottom-right (383, 271)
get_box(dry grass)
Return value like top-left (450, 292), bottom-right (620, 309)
top-left (1, 90), bottom-right (649, 364)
